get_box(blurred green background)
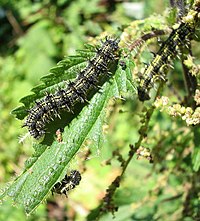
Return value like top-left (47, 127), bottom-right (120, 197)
top-left (0, 0), bottom-right (199, 220)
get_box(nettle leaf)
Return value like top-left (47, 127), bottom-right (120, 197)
top-left (192, 149), bottom-right (200, 172)
top-left (192, 126), bottom-right (200, 172)
top-left (2, 49), bottom-right (136, 214)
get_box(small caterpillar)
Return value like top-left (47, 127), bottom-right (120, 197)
top-left (137, 2), bottom-right (199, 101)
top-left (52, 170), bottom-right (81, 196)
top-left (23, 37), bottom-right (119, 139)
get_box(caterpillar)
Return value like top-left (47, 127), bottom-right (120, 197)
top-left (52, 170), bottom-right (81, 196)
top-left (23, 37), bottom-right (119, 139)
top-left (137, 1), bottom-right (200, 101)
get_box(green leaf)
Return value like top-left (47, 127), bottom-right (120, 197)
top-left (11, 106), bottom-right (28, 120)
top-left (2, 55), bottom-right (136, 214)
top-left (192, 126), bottom-right (200, 171)
top-left (192, 149), bottom-right (200, 171)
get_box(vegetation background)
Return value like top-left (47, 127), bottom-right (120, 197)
top-left (0, 0), bottom-right (199, 220)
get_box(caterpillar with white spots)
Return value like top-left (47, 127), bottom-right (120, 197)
top-left (52, 170), bottom-right (81, 196)
top-left (23, 37), bottom-right (119, 139)
top-left (137, 1), bottom-right (200, 101)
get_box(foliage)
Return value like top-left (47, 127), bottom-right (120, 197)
top-left (0, 0), bottom-right (199, 221)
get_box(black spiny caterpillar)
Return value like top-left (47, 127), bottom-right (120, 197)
top-left (52, 170), bottom-right (81, 196)
top-left (137, 1), bottom-right (200, 101)
top-left (23, 37), bottom-right (119, 139)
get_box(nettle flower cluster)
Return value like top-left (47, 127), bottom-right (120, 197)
top-left (154, 89), bottom-right (200, 126)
